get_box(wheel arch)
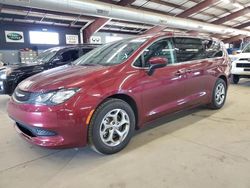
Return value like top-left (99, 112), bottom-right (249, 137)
top-left (93, 93), bottom-right (139, 130)
top-left (109, 94), bottom-right (139, 130)
top-left (218, 74), bottom-right (228, 88)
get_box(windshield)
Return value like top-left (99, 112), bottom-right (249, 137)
top-left (33, 48), bottom-right (60, 63)
top-left (242, 44), bottom-right (250, 53)
top-left (73, 37), bottom-right (149, 66)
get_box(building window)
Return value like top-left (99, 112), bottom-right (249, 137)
top-left (29, 31), bottom-right (59, 45)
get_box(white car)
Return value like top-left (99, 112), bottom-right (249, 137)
top-left (231, 44), bottom-right (250, 84)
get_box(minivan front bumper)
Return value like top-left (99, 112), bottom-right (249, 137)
top-left (231, 61), bottom-right (250, 76)
top-left (7, 97), bottom-right (89, 148)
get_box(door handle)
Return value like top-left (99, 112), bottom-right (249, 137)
top-left (175, 69), bottom-right (186, 76)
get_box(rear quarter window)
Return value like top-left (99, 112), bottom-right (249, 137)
top-left (173, 37), bottom-right (205, 62)
top-left (202, 39), bottom-right (223, 58)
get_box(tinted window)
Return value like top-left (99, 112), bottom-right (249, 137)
top-left (174, 37), bottom-right (205, 62)
top-left (33, 48), bottom-right (60, 63)
top-left (202, 39), bottom-right (223, 58)
top-left (134, 38), bottom-right (176, 67)
top-left (61, 49), bottom-right (79, 62)
top-left (80, 48), bottom-right (93, 56)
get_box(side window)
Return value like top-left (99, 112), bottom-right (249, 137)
top-left (134, 56), bottom-right (143, 67)
top-left (134, 38), bottom-right (176, 67)
top-left (173, 37), bottom-right (205, 62)
top-left (202, 39), bottom-right (223, 58)
top-left (80, 48), bottom-right (93, 56)
top-left (61, 49), bottom-right (79, 62)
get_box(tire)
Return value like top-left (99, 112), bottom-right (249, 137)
top-left (208, 78), bottom-right (227, 109)
top-left (88, 98), bottom-right (135, 155)
top-left (231, 75), bottom-right (239, 84)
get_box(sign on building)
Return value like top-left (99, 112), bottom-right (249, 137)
top-left (66, 34), bottom-right (79, 44)
top-left (90, 36), bottom-right (102, 44)
top-left (5, 31), bottom-right (24, 43)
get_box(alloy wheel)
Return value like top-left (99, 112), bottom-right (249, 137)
top-left (215, 83), bottom-right (225, 106)
top-left (99, 109), bottom-right (130, 147)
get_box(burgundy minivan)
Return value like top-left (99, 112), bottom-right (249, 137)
top-left (7, 33), bottom-right (231, 154)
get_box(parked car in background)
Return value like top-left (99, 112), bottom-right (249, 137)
top-left (0, 58), bottom-right (7, 67)
top-left (231, 43), bottom-right (250, 84)
top-left (0, 45), bottom-right (98, 95)
top-left (8, 33), bottom-right (231, 154)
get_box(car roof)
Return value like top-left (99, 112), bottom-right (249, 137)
top-left (47, 44), bottom-right (99, 52)
top-left (139, 32), bottom-right (221, 42)
top-left (60, 44), bottom-right (100, 49)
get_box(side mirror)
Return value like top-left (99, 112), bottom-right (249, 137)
top-left (52, 55), bottom-right (63, 63)
top-left (147, 57), bottom-right (168, 76)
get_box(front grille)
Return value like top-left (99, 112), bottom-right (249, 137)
top-left (16, 122), bottom-right (57, 137)
top-left (239, 58), bottom-right (250, 61)
top-left (13, 88), bottom-right (31, 102)
top-left (236, 63), bottom-right (250, 68)
top-left (33, 128), bottom-right (57, 136)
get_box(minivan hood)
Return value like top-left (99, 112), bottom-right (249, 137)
top-left (18, 65), bottom-right (108, 92)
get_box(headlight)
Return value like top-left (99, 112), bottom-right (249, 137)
top-left (0, 68), bottom-right (12, 79)
top-left (0, 73), bottom-right (6, 80)
top-left (32, 88), bottom-right (79, 105)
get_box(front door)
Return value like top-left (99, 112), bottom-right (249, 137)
top-left (135, 38), bottom-right (191, 122)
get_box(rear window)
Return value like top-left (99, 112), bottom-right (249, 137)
top-left (173, 37), bottom-right (223, 63)
top-left (202, 39), bottom-right (223, 58)
top-left (174, 37), bottom-right (205, 62)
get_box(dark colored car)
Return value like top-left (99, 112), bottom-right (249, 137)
top-left (0, 45), bottom-right (97, 95)
top-left (8, 33), bottom-right (231, 154)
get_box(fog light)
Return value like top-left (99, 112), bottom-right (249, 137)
top-left (33, 128), bottom-right (56, 136)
